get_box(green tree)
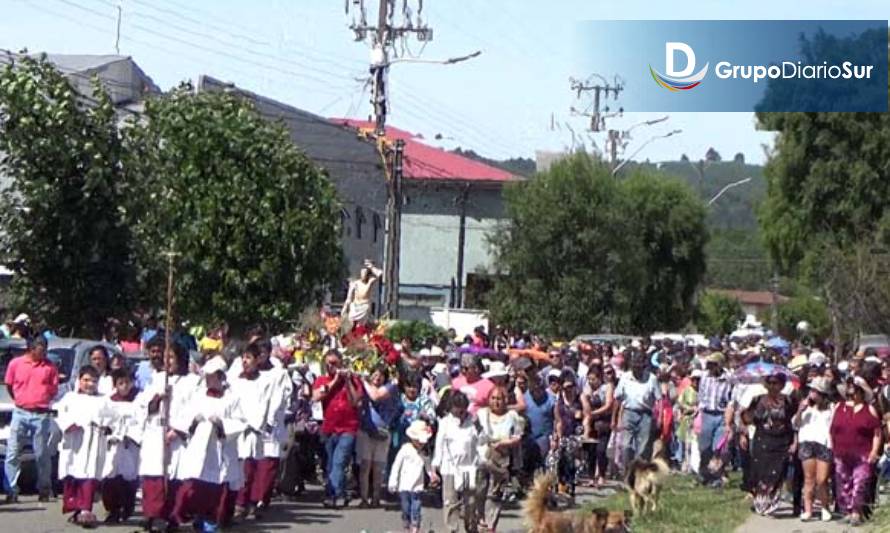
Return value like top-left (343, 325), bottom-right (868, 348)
top-left (123, 85), bottom-right (344, 332)
top-left (0, 54), bottom-right (135, 335)
top-left (488, 153), bottom-right (707, 338)
top-left (695, 292), bottom-right (745, 337)
top-left (758, 294), bottom-right (830, 341)
top-left (756, 31), bottom-right (890, 351)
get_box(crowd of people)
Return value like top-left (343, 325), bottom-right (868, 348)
top-left (3, 310), bottom-right (890, 532)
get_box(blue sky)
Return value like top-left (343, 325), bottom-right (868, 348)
top-left (3, 0), bottom-right (888, 163)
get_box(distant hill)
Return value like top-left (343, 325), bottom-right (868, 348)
top-left (450, 147), bottom-right (536, 177)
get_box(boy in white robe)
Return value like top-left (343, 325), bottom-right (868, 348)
top-left (230, 342), bottom-right (292, 519)
top-left (101, 368), bottom-right (142, 523)
top-left (55, 365), bottom-right (114, 527)
top-left (171, 356), bottom-right (245, 532)
top-left (135, 341), bottom-right (195, 532)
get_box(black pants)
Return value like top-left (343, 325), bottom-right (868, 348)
top-left (586, 432), bottom-right (611, 479)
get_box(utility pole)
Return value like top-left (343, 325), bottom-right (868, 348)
top-left (570, 76), bottom-right (624, 132)
top-left (608, 129), bottom-right (619, 168)
top-left (455, 184), bottom-right (470, 309)
top-left (348, 1), bottom-right (433, 135)
top-left (383, 139), bottom-right (405, 318)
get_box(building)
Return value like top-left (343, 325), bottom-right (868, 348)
top-left (332, 119), bottom-right (519, 321)
top-left (710, 289), bottom-right (789, 317)
top-left (198, 77), bottom-right (387, 307)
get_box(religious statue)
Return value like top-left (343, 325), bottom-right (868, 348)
top-left (341, 259), bottom-right (383, 326)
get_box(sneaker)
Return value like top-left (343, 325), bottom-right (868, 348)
top-left (4, 493), bottom-right (19, 504)
top-left (821, 508), bottom-right (832, 522)
top-left (799, 511), bottom-right (812, 521)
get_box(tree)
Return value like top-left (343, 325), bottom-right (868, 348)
top-left (758, 294), bottom-right (830, 341)
top-left (0, 54), bottom-right (135, 335)
top-left (757, 31), bottom-right (890, 351)
top-left (695, 292), bottom-right (745, 337)
top-left (122, 85), bottom-right (344, 332)
top-left (487, 153), bottom-right (707, 338)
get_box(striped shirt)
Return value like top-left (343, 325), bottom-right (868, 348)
top-left (698, 372), bottom-right (733, 412)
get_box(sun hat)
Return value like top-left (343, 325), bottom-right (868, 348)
top-left (809, 377), bottom-right (832, 395)
top-left (482, 361), bottom-right (508, 379)
top-left (405, 420), bottom-right (433, 444)
top-left (788, 355), bottom-right (808, 371)
top-left (706, 352), bottom-right (725, 365)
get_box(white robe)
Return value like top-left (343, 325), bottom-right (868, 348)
top-left (136, 373), bottom-right (201, 479)
top-left (55, 392), bottom-right (114, 480)
top-left (101, 398), bottom-right (142, 481)
top-left (98, 375), bottom-right (114, 396)
top-left (173, 388), bottom-right (245, 487)
top-left (230, 368), bottom-right (293, 460)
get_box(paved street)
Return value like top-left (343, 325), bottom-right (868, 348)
top-left (0, 484), bottom-right (616, 533)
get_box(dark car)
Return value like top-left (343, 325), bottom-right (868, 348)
top-left (0, 337), bottom-right (122, 493)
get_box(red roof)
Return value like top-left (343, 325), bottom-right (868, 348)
top-left (330, 118), bottom-right (516, 183)
top-left (710, 289), bottom-right (789, 306)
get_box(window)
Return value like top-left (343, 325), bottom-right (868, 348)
top-left (355, 206), bottom-right (365, 240)
top-left (339, 208), bottom-right (350, 237)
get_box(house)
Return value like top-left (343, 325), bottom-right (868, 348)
top-left (710, 289), bottom-right (789, 317)
top-left (332, 119), bottom-right (519, 321)
top-left (198, 77), bottom-right (387, 306)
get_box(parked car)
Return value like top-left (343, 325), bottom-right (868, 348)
top-left (857, 334), bottom-right (890, 358)
top-left (0, 337), bottom-right (121, 493)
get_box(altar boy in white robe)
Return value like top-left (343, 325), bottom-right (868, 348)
top-left (101, 368), bottom-right (142, 523)
top-left (136, 341), bottom-right (195, 532)
top-left (55, 365), bottom-right (113, 527)
top-left (231, 342), bottom-right (293, 520)
top-left (171, 355), bottom-right (245, 532)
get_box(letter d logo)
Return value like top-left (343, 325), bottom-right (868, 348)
top-left (666, 42), bottom-right (695, 77)
top-left (650, 42), bottom-right (709, 92)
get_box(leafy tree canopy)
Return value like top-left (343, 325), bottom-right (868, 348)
top-left (488, 153), bottom-right (707, 338)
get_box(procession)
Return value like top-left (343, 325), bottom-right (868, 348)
top-left (3, 298), bottom-right (890, 533)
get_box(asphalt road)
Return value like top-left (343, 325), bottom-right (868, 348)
top-left (0, 484), bottom-right (586, 533)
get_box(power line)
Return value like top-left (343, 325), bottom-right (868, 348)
top-left (54, 0), bottom-right (358, 96)
top-left (89, 0), bottom-right (366, 86)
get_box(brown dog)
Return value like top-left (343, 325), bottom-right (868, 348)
top-left (523, 473), bottom-right (630, 533)
top-left (624, 441), bottom-right (670, 515)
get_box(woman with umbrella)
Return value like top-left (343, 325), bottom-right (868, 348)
top-left (740, 371), bottom-right (798, 516)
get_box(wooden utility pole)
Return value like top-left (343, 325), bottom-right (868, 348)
top-left (454, 184), bottom-right (471, 308)
top-left (383, 139), bottom-right (405, 318)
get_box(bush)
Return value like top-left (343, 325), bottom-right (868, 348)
top-left (384, 320), bottom-right (447, 347)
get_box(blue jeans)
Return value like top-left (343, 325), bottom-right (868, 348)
top-left (4, 408), bottom-right (54, 495)
top-left (323, 432), bottom-right (356, 499)
top-left (698, 412), bottom-right (727, 484)
top-left (399, 491), bottom-right (422, 528)
top-left (621, 409), bottom-right (653, 465)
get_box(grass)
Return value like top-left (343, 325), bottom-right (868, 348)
top-left (870, 504), bottom-right (890, 532)
top-left (586, 474), bottom-right (751, 533)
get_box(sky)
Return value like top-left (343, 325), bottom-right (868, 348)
top-left (2, 0), bottom-right (888, 164)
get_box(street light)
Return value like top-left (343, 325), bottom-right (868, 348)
top-left (707, 177), bottom-right (752, 206)
top-left (611, 129), bottom-right (682, 176)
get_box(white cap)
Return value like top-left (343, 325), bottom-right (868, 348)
top-left (13, 313), bottom-right (30, 325)
top-left (405, 419), bottom-right (432, 443)
top-left (430, 346), bottom-right (445, 357)
top-left (808, 350), bottom-right (827, 367)
top-left (419, 348), bottom-right (432, 358)
top-left (203, 355), bottom-right (228, 376)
